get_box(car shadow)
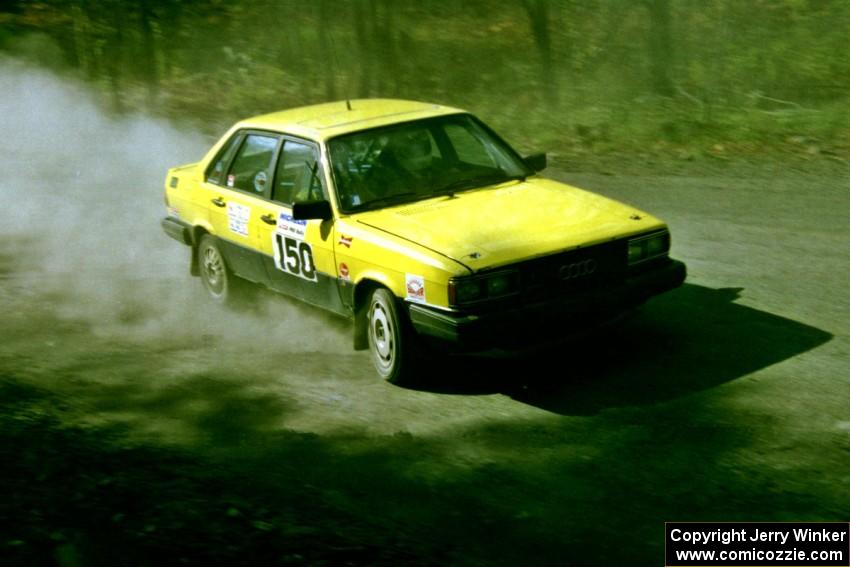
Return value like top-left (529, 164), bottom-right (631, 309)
top-left (405, 283), bottom-right (833, 415)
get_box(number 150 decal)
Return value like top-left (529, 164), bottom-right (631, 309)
top-left (273, 234), bottom-right (317, 282)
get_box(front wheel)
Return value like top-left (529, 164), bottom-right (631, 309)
top-left (367, 288), bottom-right (417, 384)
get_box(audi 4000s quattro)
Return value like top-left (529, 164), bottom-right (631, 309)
top-left (161, 99), bottom-right (686, 383)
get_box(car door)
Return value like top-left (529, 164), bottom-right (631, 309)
top-left (201, 131), bottom-right (281, 284)
top-left (253, 136), bottom-right (345, 314)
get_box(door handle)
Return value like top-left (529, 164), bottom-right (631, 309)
top-left (260, 214), bottom-right (277, 225)
top-left (211, 197), bottom-right (226, 207)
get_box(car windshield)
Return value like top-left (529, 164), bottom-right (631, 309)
top-left (328, 114), bottom-right (532, 213)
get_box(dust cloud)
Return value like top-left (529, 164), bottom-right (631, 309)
top-left (0, 59), bottom-right (348, 353)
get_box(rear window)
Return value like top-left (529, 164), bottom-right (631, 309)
top-left (206, 133), bottom-right (242, 185)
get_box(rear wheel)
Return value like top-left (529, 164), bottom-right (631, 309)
top-left (198, 235), bottom-right (234, 304)
top-left (367, 288), bottom-right (417, 384)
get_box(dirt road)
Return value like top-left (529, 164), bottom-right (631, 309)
top-left (1, 64), bottom-right (848, 565)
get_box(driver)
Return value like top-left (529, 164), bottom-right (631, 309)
top-left (368, 128), bottom-right (434, 196)
top-left (392, 128), bottom-right (433, 176)
top-left (334, 128), bottom-right (436, 209)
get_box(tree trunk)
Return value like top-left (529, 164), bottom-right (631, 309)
top-left (522, 0), bottom-right (557, 107)
top-left (646, 0), bottom-right (674, 97)
top-left (317, 0), bottom-right (337, 101)
top-left (353, 1), bottom-right (372, 97)
top-left (105, 1), bottom-right (126, 113)
top-left (138, 0), bottom-right (160, 108)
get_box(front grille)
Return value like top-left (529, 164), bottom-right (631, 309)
top-left (459, 235), bottom-right (668, 315)
top-left (517, 239), bottom-right (627, 304)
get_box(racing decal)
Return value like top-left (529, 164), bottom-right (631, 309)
top-left (273, 234), bottom-right (317, 282)
top-left (226, 202), bottom-right (250, 237)
top-left (272, 212), bottom-right (316, 282)
top-left (338, 262), bottom-right (350, 281)
top-left (277, 212), bottom-right (307, 239)
top-left (338, 235), bottom-right (353, 248)
top-left (405, 274), bottom-right (426, 304)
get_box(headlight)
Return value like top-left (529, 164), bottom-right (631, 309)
top-left (449, 270), bottom-right (519, 306)
top-left (486, 273), bottom-right (515, 297)
top-left (628, 242), bottom-right (644, 263)
top-left (454, 279), bottom-right (485, 303)
top-left (627, 231), bottom-right (670, 265)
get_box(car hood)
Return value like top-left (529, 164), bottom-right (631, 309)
top-left (355, 177), bottom-right (667, 272)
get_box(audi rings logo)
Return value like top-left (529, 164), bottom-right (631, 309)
top-left (558, 259), bottom-right (597, 280)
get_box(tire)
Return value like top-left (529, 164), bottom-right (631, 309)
top-left (197, 235), bottom-right (234, 304)
top-left (367, 288), bottom-right (417, 384)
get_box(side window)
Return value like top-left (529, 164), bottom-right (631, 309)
top-left (206, 133), bottom-right (242, 185)
top-left (272, 140), bottom-right (326, 205)
top-left (444, 123), bottom-right (497, 168)
top-left (226, 134), bottom-right (279, 195)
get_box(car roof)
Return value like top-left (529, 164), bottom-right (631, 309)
top-left (236, 99), bottom-right (466, 142)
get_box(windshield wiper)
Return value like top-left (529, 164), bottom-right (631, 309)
top-left (352, 191), bottom-right (419, 211)
top-left (433, 173), bottom-right (525, 198)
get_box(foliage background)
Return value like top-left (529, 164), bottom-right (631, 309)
top-left (3, 0), bottom-right (850, 165)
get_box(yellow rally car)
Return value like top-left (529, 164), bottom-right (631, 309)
top-left (161, 99), bottom-right (686, 383)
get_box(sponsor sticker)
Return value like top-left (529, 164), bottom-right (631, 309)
top-left (253, 170), bottom-right (268, 193)
top-left (226, 202), bottom-right (250, 237)
top-left (405, 274), bottom-right (426, 304)
top-left (339, 262), bottom-right (350, 281)
top-left (338, 235), bottom-right (353, 248)
top-left (277, 212), bottom-right (307, 240)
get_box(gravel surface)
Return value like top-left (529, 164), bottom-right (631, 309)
top-left (1, 63), bottom-right (848, 565)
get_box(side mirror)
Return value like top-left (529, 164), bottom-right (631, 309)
top-left (524, 153), bottom-right (547, 173)
top-left (292, 199), bottom-right (333, 221)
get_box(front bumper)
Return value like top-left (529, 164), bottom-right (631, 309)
top-left (408, 258), bottom-right (686, 351)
